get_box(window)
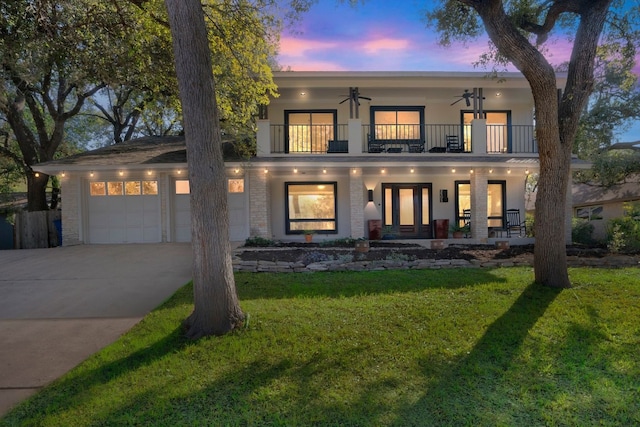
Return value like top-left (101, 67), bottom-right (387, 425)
top-left (462, 111), bottom-right (511, 153)
top-left (285, 110), bottom-right (336, 153)
top-left (576, 206), bottom-right (603, 221)
top-left (228, 178), bottom-right (244, 193)
top-left (89, 181), bottom-right (158, 197)
top-left (285, 182), bottom-right (337, 233)
top-left (455, 180), bottom-right (506, 228)
top-left (175, 180), bottom-right (190, 194)
top-left (371, 106), bottom-right (424, 141)
top-left (90, 182), bottom-right (106, 196)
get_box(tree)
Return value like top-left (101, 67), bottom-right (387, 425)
top-left (429, 0), bottom-right (640, 288)
top-left (165, 0), bottom-right (245, 338)
top-left (0, 0), bottom-right (153, 211)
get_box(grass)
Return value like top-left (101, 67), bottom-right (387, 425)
top-left (3, 267), bottom-right (640, 426)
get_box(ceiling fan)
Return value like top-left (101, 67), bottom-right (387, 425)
top-left (450, 89), bottom-right (475, 107)
top-left (339, 87), bottom-right (371, 119)
top-left (339, 87), bottom-right (371, 105)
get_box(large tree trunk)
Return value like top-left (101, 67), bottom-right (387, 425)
top-left (165, 0), bottom-right (244, 338)
top-left (26, 173), bottom-right (50, 212)
top-left (533, 99), bottom-right (572, 288)
top-left (465, 0), bottom-right (611, 288)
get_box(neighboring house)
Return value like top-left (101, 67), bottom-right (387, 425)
top-left (572, 180), bottom-right (640, 241)
top-left (34, 71), bottom-right (590, 246)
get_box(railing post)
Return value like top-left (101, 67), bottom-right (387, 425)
top-left (256, 119), bottom-right (271, 157)
top-left (348, 119), bottom-right (362, 155)
top-left (471, 119), bottom-right (487, 154)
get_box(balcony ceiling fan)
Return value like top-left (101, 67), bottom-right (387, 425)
top-left (450, 89), bottom-right (475, 107)
top-left (339, 87), bottom-right (371, 119)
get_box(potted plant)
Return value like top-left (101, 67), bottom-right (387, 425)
top-left (354, 237), bottom-right (370, 252)
top-left (381, 225), bottom-right (396, 240)
top-left (303, 229), bottom-right (315, 242)
top-left (450, 223), bottom-right (470, 238)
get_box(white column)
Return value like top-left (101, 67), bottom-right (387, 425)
top-left (249, 168), bottom-right (272, 237)
top-left (60, 174), bottom-right (82, 246)
top-left (350, 168), bottom-right (365, 238)
top-left (256, 119), bottom-right (271, 157)
top-left (348, 119), bottom-right (363, 155)
top-left (471, 119), bottom-right (487, 154)
top-left (470, 168), bottom-right (489, 241)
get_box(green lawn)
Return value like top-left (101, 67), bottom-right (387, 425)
top-left (3, 267), bottom-right (640, 426)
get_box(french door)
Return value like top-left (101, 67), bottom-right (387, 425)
top-left (382, 183), bottom-right (432, 238)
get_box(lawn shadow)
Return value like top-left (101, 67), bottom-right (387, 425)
top-left (392, 282), bottom-right (562, 426)
top-left (236, 268), bottom-right (511, 300)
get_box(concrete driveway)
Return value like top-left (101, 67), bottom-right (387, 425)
top-left (0, 243), bottom-right (192, 417)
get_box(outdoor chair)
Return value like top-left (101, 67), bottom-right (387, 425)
top-left (446, 135), bottom-right (463, 152)
top-left (505, 209), bottom-right (526, 237)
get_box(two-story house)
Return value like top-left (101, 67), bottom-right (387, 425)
top-left (35, 71), bottom-right (588, 246)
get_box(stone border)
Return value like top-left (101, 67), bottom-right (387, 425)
top-left (232, 252), bottom-right (639, 273)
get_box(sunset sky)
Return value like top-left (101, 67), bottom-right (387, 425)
top-left (277, 1), bottom-right (640, 142)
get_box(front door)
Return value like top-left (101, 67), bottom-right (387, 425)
top-left (382, 183), bottom-right (432, 238)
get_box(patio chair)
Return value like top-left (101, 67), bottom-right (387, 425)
top-left (446, 135), bottom-right (463, 153)
top-left (505, 209), bottom-right (526, 237)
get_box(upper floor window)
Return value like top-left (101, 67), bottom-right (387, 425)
top-left (371, 106), bottom-right (424, 141)
top-left (285, 110), bottom-right (336, 154)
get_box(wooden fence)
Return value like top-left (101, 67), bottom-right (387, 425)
top-left (14, 210), bottom-right (61, 249)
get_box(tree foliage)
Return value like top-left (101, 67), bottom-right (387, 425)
top-left (428, 0), bottom-right (640, 288)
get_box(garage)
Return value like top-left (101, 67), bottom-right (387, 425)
top-left (87, 180), bottom-right (161, 244)
top-left (172, 178), bottom-right (248, 242)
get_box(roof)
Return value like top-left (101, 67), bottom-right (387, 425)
top-left (572, 179), bottom-right (640, 206)
top-left (33, 136), bottom-right (245, 174)
top-left (609, 141), bottom-right (640, 150)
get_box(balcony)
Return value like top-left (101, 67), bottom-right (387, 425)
top-left (258, 120), bottom-right (537, 157)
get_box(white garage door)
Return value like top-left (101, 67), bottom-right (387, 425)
top-left (173, 178), bottom-right (248, 242)
top-left (87, 180), bottom-right (161, 243)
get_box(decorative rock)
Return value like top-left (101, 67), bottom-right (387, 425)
top-left (495, 241), bottom-right (510, 249)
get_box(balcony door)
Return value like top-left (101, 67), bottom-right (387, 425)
top-left (462, 111), bottom-right (511, 153)
top-left (285, 110), bottom-right (336, 154)
top-left (383, 183), bottom-right (432, 238)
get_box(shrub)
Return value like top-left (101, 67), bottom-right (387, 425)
top-left (244, 236), bottom-right (274, 247)
top-left (606, 202), bottom-right (640, 254)
top-left (572, 217), bottom-right (595, 245)
top-left (525, 212), bottom-right (535, 237)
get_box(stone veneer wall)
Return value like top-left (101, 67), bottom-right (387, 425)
top-left (349, 169), bottom-right (365, 238)
top-left (60, 174), bottom-right (82, 246)
top-left (249, 168), bottom-right (272, 238)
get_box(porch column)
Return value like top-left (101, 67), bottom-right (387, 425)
top-left (249, 168), bottom-right (272, 238)
top-left (348, 119), bottom-right (363, 155)
top-left (60, 174), bottom-right (82, 246)
top-left (256, 119), bottom-right (271, 157)
top-left (565, 177), bottom-right (573, 245)
top-left (350, 168), bottom-right (365, 238)
top-left (471, 119), bottom-right (487, 154)
top-left (470, 168), bottom-right (489, 241)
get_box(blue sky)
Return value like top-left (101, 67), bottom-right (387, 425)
top-left (277, 1), bottom-right (640, 142)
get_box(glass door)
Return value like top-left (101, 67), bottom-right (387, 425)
top-left (383, 183), bottom-right (431, 238)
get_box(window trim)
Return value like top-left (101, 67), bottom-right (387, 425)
top-left (285, 181), bottom-right (338, 234)
top-left (370, 106), bottom-right (425, 141)
top-left (461, 110), bottom-right (512, 153)
top-left (284, 110), bottom-right (338, 154)
top-left (455, 180), bottom-right (506, 228)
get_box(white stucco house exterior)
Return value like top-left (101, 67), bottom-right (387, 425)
top-left (34, 71), bottom-right (589, 246)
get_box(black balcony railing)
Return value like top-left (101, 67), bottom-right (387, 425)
top-left (268, 123), bottom-right (537, 154)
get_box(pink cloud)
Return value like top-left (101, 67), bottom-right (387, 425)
top-left (362, 38), bottom-right (411, 53)
top-left (279, 37), bottom-right (338, 57)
